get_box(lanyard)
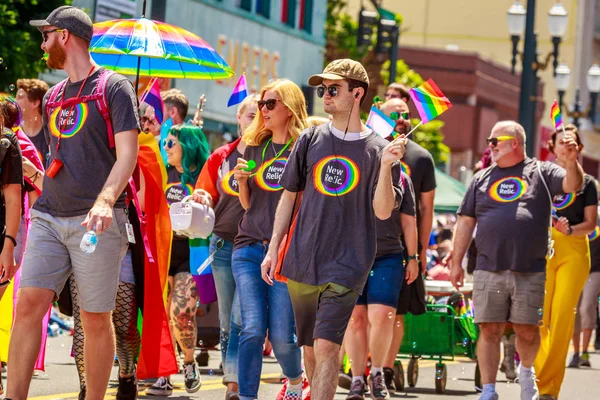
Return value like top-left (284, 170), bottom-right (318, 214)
top-left (250, 137), bottom-right (293, 177)
top-left (54, 66), bottom-right (96, 155)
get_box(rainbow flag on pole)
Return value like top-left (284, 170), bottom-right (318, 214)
top-left (227, 74), bottom-right (248, 107)
top-left (550, 100), bottom-right (563, 129)
top-left (140, 77), bottom-right (164, 124)
top-left (409, 79), bottom-right (452, 123)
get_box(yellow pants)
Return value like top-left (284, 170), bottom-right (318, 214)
top-left (534, 229), bottom-right (590, 398)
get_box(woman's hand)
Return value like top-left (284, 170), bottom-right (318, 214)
top-left (22, 156), bottom-right (38, 178)
top-left (190, 189), bottom-right (213, 208)
top-left (553, 216), bottom-right (571, 235)
top-left (234, 158), bottom-right (252, 183)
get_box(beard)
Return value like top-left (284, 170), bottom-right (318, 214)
top-left (491, 147), bottom-right (511, 163)
top-left (46, 41), bottom-right (67, 69)
top-left (394, 120), bottom-right (411, 136)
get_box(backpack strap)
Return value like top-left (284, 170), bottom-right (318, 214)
top-left (95, 69), bottom-right (117, 149)
top-left (127, 177), bottom-right (155, 264)
top-left (45, 78), bottom-right (69, 116)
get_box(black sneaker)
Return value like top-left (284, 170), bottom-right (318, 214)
top-left (369, 372), bottom-right (390, 400)
top-left (116, 374), bottom-right (138, 400)
top-left (383, 367), bottom-right (396, 393)
top-left (146, 377), bottom-right (173, 396)
top-left (338, 368), bottom-right (352, 390)
top-left (346, 379), bottom-right (366, 400)
top-left (183, 362), bottom-right (202, 393)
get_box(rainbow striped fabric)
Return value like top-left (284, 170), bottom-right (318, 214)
top-left (409, 79), bottom-right (452, 123)
top-left (550, 100), bottom-right (563, 129)
top-left (140, 77), bottom-right (164, 124)
top-left (90, 18), bottom-right (234, 80)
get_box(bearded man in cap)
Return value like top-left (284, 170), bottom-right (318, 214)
top-left (5, 6), bottom-right (139, 400)
top-left (260, 59), bottom-right (408, 399)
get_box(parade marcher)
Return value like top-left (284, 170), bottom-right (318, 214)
top-left (158, 89), bottom-right (189, 164)
top-left (192, 93), bottom-right (259, 399)
top-left (344, 169), bottom-right (419, 399)
top-left (6, 7), bottom-right (139, 400)
top-left (384, 83), bottom-right (410, 104)
top-left (379, 99), bottom-right (436, 390)
top-left (16, 79), bottom-right (50, 167)
top-left (147, 124), bottom-right (210, 396)
top-left (263, 59), bottom-right (411, 400)
top-left (571, 197), bottom-right (600, 368)
top-left (534, 125), bottom-right (597, 399)
top-left (231, 79), bottom-right (307, 400)
top-left (450, 121), bottom-right (584, 400)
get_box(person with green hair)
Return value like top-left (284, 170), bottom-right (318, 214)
top-left (147, 124), bottom-right (210, 396)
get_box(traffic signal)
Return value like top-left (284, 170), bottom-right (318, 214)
top-left (375, 18), bottom-right (399, 55)
top-left (357, 9), bottom-right (378, 47)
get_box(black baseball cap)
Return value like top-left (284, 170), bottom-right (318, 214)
top-left (30, 6), bottom-right (93, 42)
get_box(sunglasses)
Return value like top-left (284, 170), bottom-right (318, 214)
top-left (163, 138), bottom-right (178, 149)
top-left (258, 99), bottom-right (280, 111)
top-left (141, 116), bottom-right (157, 125)
top-left (390, 112), bottom-right (409, 121)
top-left (486, 135), bottom-right (514, 147)
top-left (42, 28), bottom-right (64, 42)
top-left (316, 85), bottom-right (339, 98)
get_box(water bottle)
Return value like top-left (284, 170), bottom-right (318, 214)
top-left (80, 230), bottom-right (98, 253)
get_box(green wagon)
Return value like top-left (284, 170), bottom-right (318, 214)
top-left (393, 304), bottom-right (481, 394)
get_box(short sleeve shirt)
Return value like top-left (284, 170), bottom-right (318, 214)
top-left (589, 210), bottom-right (600, 273)
top-left (234, 138), bottom-right (292, 250)
top-left (34, 68), bottom-right (140, 217)
top-left (553, 174), bottom-right (598, 225)
top-left (213, 148), bottom-right (245, 242)
top-left (376, 172), bottom-right (416, 257)
top-left (401, 139), bottom-right (436, 221)
top-left (279, 124), bottom-right (390, 294)
top-left (458, 158), bottom-right (566, 273)
top-left (27, 129), bottom-right (50, 169)
top-left (0, 130), bottom-right (23, 228)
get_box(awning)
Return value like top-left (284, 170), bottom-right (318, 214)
top-left (434, 168), bottom-right (467, 213)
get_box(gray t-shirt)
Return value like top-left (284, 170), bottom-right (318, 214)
top-left (213, 149), bottom-right (245, 242)
top-left (279, 123), bottom-right (394, 294)
top-left (234, 139), bottom-right (292, 251)
top-left (34, 68), bottom-right (139, 217)
top-left (376, 172), bottom-right (416, 257)
top-left (458, 158), bottom-right (566, 273)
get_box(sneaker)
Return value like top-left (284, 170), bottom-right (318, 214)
top-left (567, 354), bottom-right (581, 368)
top-left (225, 392), bottom-right (241, 400)
top-left (338, 368), bottom-right (352, 390)
top-left (479, 391), bottom-right (500, 400)
top-left (277, 376), bottom-right (310, 400)
top-left (116, 374), bottom-right (138, 400)
top-left (580, 352), bottom-right (591, 367)
top-left (518, 367), bottom-right (540, 400)
top-left (369, 372), bottom-right (390, 400)
top-left (281, 382), bottom-right (303, 400)
top-left (383, 367), bottom-right (396, 393)
top-left (346, 379), bottom-right (366, 400)
top-left (183, 362), bottom-right (202, 393)
top-left (145, 376), bottom-right (173, 396)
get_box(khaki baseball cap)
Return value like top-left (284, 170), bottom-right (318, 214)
top-left (308, 59), bottom-right (370, 87)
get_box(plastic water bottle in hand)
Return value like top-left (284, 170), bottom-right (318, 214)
top-left (80, 230), bottom-right (98, 253)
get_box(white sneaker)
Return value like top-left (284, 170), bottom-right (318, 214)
top-left (518, 367), bottom-right (539, 400)
top-left (479, 391), bottom-right (499, 400)
top-left (146, 376), bottom-right (173, 396)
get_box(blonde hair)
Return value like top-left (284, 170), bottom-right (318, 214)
top-left (243, 79), bottom-right (308, 146)
top-left (307, 116), bottom-right (329, 127)
top-left (237, 93), bottom-right (260, 117)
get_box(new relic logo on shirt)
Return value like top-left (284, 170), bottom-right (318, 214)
top-left (589, 226), bottom-right (599, 241)
top-left (49, 104), bottom-right (89, 138)
top-left (221, 170), bottom-right (240, 197)
top-left (553, 193), bottom-right (575, 210)
top-left (165, 182), bottom-right (193, 206)
top-left (400, 161), bottom-right (412, 177)
top-left (488, 176), bottom-right (528, 203)
top-left (313, 156), bottom-right (360, 197)
top-left (256, 157), bottom-right (287, 191)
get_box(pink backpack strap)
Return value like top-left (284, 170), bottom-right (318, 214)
top-left (45, 78), bottom-right (69, 116)
top-left (95, 69), bottom-right (117, 149)
top-left (128, 177), bottom-right (155, 264)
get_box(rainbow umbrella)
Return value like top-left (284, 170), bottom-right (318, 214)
top-left (90, 17), bottom-right (233, 84)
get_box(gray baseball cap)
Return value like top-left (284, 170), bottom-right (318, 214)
top-left (30, 6), bottom-right (94, 42)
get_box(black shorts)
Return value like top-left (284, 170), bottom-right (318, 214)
top-left (169, 238), bottom-right (190, 277)
top-left (287, 279), bottom-right (358, 347)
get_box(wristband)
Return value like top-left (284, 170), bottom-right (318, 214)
top-left (5, 234), bottom-right (17, 247)
top-left (566, 226), bottom-right (573, 236)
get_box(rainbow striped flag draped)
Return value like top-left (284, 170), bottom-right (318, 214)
top-left (409, 79), bottom-right (452, 123)
top-left (550, 100), bottom-right (563, 129)
top-left (140, 77), bottom-right (164, 124)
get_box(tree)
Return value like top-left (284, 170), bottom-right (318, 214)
top-left (0, 0), bottom-right (72, 92)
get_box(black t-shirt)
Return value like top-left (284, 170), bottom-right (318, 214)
top-left (0, 130), bottom-right (24, 229)
top-left (279, 124), bottom-right (396, 294)
top-left (376, 172), bottom-right (416, 257)
top-left (234, 139), bottom-right (291, 251)
top-left (401, 139), bottom-right (436, 221)
top-left (458, 158), bottom-right (565, 273)
top-left (553, 174), bottom-right (598, 225)
top-left (213, 149), bottom-right (245, 242)
top-left (25, 129), bottom-right (50, 169)
top-left (589, 211), bottom-right (600, 273)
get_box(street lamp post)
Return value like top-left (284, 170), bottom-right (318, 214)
top-left (554, 63), bottom-right (600, 129)
top-left (507, 0), bottom-right (568, 156)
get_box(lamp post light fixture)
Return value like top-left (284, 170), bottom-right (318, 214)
top-left (553, 64), bottom-right (600, 129)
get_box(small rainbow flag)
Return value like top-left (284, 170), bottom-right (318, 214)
top-left (227, 74), bottom-right (248, 107)
top-left (409, 79), bottom-right (452, 123)
top-left (550, 100), bottom-right (563, 129)
top-left (140, 77), bottom-right (164, 124)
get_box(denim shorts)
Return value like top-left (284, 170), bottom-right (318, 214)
top-left (356, 253), bottom-right (405, 308)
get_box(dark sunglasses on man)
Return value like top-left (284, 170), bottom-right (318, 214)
top-left (486, 136), bottom-right (514, 147)
top-left (42, 28), bottom-right (64, 42)
top-left (316, 85), bottom-right (339, 98)
top-left (258, 98), bottom-right (280, 110)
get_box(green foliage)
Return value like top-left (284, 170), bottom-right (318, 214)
top-left (0, 0), bottom-right (72, 92)
top-left (380, 59), bottom-right (423, 89)
top-left (412, 119), bottom-right (450, 166)
top-left (326, 0), bottom-right (372, 63)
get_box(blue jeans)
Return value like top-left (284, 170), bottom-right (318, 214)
top-left (210, 234), bottom-right (241, 384)
top-left (232, 243), bottom-right (302, 399)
